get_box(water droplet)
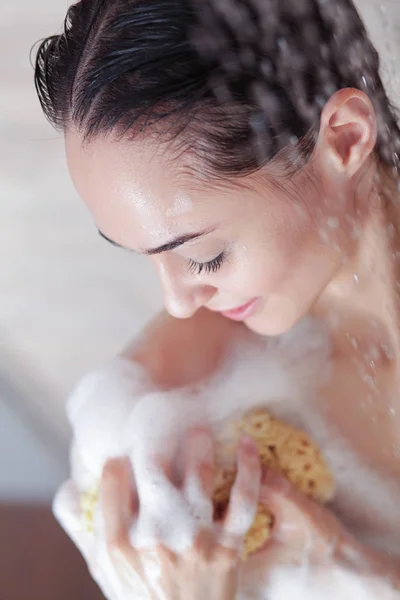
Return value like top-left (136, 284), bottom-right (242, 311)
top-left (369, 346), bottom-right (379, 361)
top-left (327, 216), bottom-right (339, 229)
top-left (318, 229), bottom-right (329, 244)
top-left (260, 59), bottom-right (273, 77)
top-left (277, 37), bottom-right (288, 51)
top-left (388, 223), bottom-right (396, 238)
top-left (351, 337), bottom-right (358, 349)
top-left (381, 343), bottom-right (394, 360)
top-left (353, 274), bottom-right (359, 286)
top-left (320, 44), bottom-right (329, 60)
top-left (351, 224), bottom-right (362, 240)
top-left (389, 407), bottom-right (396, 416)
top-left (362, 373), bottom-right (376, 389)
top-left (361, 75), bottom-right (367, 89)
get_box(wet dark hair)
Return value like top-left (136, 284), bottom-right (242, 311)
top-left (34, 0), bottom-right (400, 178)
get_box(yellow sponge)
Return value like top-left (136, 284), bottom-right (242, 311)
top-left (213, 409), bottom-right (334, 558)
top-left (80, 484), bottom-right (99, 534)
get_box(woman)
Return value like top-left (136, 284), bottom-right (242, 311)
top-left (34, 0), bottom-right (400, 597)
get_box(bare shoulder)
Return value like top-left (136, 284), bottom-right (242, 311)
top-left (122, 309), bottom-right (247, 388)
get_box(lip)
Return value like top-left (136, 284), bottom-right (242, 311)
top-left (220, 298), bottom-right (259, 321)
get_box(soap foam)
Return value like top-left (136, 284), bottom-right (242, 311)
top-left (56, 316), bottom-right (400, 600)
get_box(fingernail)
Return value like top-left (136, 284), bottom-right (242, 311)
top-left (241, 435), bottom-right (257, 450)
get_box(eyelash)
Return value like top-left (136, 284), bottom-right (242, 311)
top-left (187, 252), bottom-right (225, 275)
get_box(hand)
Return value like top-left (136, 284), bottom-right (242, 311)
top-left (55, 431), bottom-right (400, 600)
top-left (254, 470), bottom-right (400, 596)
top-left (100, 430), bottom-right (262, 600)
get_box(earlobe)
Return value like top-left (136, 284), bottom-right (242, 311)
top-left (318, 89), bottom-right (378, 176)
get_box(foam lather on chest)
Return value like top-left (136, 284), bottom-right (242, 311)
top-left (59, 318), bottom-right (339, 599)
top-left (79, 406), bottom-right (334, 559)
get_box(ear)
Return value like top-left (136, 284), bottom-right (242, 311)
top-left (316, 89), bottom-right (378, 177)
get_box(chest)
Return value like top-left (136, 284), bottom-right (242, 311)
top-left (209, 318), bottom-right (400, 557)
top-left (311, 353), bottom-right (400, 556)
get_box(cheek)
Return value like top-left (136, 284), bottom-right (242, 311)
top-left (228, 213), bottom-right (324, 300)
top-left (225, 242), bottom-right (296, 296)
top-left (234, 200), bottom-right (315, 292)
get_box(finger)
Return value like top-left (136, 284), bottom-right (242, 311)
top-left (187, 528), bottom-right (215, 565)
top-left (259, 470), bottom-right (341, 560)
top-left (259, 472), bottom-right (400, 577)
top-left (147, 453), bottom-right (175, 483)
top-left (140, 546), bottom-right (178, 600)
top-left (183, 426), bottom-right (214, 497)
top-left (221, 436), bottom-right (261, 547)
top-left (100, 457), bottom-right (146, 587)
top-left (54, 480), bottom-right (129, 600)
top-left (181, 427), bottom-right (214, 529)
top-left (261, 469), bottom-right (347, 532)
top-left (110, 541), bottom-right (151, 597)
top-left (100, 457), bottom-right (138, 546)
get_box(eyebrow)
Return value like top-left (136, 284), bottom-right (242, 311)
top-left (98, 230), bottom-right (212, 255)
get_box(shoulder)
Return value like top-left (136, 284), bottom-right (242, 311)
top-left (122, 308), bottom-right (249, 388)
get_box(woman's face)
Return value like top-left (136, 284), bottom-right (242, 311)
top-left (65, 128), bottom-right (361, 336)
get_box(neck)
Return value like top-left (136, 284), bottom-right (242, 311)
top-left (312, 169), bottom-right (400, 358)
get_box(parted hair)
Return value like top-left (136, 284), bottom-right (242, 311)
top-left (34, 0), bottom-right (400, 178)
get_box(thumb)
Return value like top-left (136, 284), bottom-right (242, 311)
top-left (259, 470), bottom-right (340, 562)
top-left (260, 470), bottom-right (315, 544)
top-left (258, 471), bottom-right (393, 575)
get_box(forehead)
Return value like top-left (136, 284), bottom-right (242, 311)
top-left (66, 130), bottom-right (205, 246)
top-left (67, 131), bottom-right (179, 200)
top-left (65, 130), bottom-right (257, 248)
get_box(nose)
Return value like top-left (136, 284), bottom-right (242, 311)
top-left (156, 258), bottom-right (216, 319)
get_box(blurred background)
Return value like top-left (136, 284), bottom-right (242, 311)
top-left (0, 1), bottom-right (399, 599)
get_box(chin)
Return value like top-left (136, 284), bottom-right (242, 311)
top-left (245, 310), bottom-right (300, 337)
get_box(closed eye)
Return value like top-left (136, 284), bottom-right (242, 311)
top-left (187, 252), bottom-right (225, 275)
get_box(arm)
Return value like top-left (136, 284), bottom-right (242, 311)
top-left (121, 308), bottom-right (247, 389)
top-left (55, 308), bottom-right (257, 600)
